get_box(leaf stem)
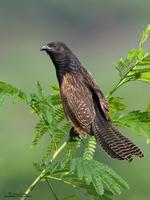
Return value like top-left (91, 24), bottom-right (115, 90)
top-left (46, 178), bottom-right (59, 200)
top-left (46, 175), bottom-right (77, 188)
top-left (108, 60), bottom-right (140, 98)
top-left (51, 141), bottom-right (67, 161)
top-left (107, 79), bottom-right (125, 97)
top-left (20, 141), bottom-right (67, 200)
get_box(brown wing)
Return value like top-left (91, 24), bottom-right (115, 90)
top-left (82, 68), bottom-right (109, 120)
top-left (60, 73), bottom-right (96, 132)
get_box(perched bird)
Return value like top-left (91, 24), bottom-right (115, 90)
top-left (41, 42), bottom-right (144, 161)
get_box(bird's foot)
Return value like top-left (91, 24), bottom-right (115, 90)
top-left (69, 127), bottom-right (81, 142)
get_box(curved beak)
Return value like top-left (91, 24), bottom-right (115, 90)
top-left (40, 44), bottom-right (53, 51)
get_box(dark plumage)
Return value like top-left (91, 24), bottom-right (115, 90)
top-left (41, 41), bottom-right (144, 161)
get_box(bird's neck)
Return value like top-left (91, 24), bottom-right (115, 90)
top-left (50, 53), bottom-right (83, 85)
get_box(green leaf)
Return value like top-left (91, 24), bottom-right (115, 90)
top-left (116, 49), bottom-right (139, 79)
top-left (108, 97), bottom-right (127, 113)
top-left (0, 81), bottom-right (30, 104)
top-left (50, 93), bottom-right (62, 105)
top-left (66, 177), bottom-right (113, 200)
top-left (113, 110), bottom-right (150, 143)
top-left (70, 158), bottom-right (129, 196)
top-left (139, 24), bottom-right (150, 48)
top-left (116, 49), bottom-right (146, 79)
top-left (124, 65), bottom-right (150, 84)
top-left (37, 81), bottom-right (45, 100)
top-left (32, 120), bottom-right (48, 146)
top-left (62, 141), bottom-right (81, 168)
top-left (31, 83), bottom-right (71, 159)
top-left (83, 136), bottom-right (96, 160)
top-left (115, 48), bottom-right (150, 90)
top-left (47, 174), bottom-right (113, 200)
top-left (50, 83), bottom-right (60, 91)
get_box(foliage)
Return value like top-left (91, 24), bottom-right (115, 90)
top-left (112, 110), bottom-right (150, 143)
top-left (70, 158), bottom-right (129, 195)
top-left (83, 136), bottom-right (96, 160)
top-left (0, 24), bottom-right (150, 200)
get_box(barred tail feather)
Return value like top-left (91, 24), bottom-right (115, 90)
top-left (92, 117), bottom-right (144, 161)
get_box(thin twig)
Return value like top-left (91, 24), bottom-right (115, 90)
top-left (46, 175), bottom-right (77, 188)
top-left (20, 170), bottom-right (46, 200)
top-left (20, 141), bottom-right (68, 200)
top-left (107, 79), bottom-right (124, 98)
top-left (108, 62), bottom-right (138, 98)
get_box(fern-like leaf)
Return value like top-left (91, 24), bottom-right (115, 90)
top-left (108, 97), bottom-right (127, 113)
top-left (139, 24), bottom-right (150, 48)
top-left (0, 81), bottom-right (30, 104)
top-left (116, 48), bottom-right (148, 79)
top-left (70, 158), bottom-right (129, 196)
top-left (113, 110), bottom-right (150, 143)
top-left (83, 136), bottom-right (96, 160)
top-left (32, 120), bottom-right (48, 146)
top-left (46, 174), bottom-right (113, 200)
top-left (31, 83), bottom-right (71, 157)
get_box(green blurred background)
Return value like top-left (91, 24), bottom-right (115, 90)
top-left (0, 0), bottom-right (150, 199)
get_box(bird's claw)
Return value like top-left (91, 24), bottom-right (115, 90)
top-left (68, 127), bottom-right (81, 142)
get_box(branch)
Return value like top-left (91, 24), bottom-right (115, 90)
top-left (20, 141), bottom-right (68, 200)
top-left (20, 170), bottom-right (46, 200)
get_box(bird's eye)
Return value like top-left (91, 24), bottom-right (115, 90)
top-left (52, 44), bottom-right (57, 49)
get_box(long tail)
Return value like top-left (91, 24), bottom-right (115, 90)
top-left (92, 115), bottom-right (144, 161)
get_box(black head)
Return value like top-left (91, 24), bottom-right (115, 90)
top-left (40, 42), bottom-right (82, 72)
top-left (40, 41), bottom-right (70, 55)
top-left (41, 41), bottom-right (83, 85)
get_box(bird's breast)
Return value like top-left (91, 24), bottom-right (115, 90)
top-left (60, 72), bottom-right (82, 93)
top-left (60, 72), bottom-right (96, 135)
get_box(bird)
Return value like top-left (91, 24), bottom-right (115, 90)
top-left (40, 41), bottom-right (144, 161)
